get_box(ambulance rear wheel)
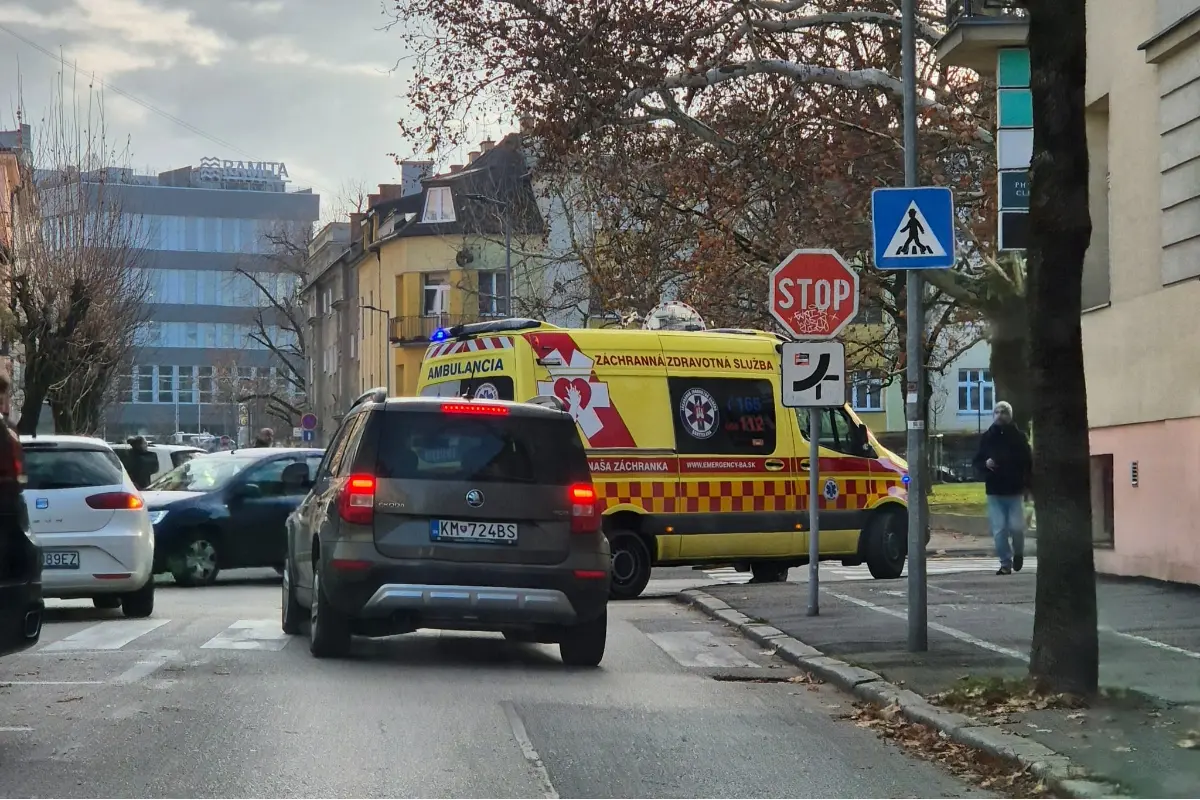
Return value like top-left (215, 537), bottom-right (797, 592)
top-left (865, 509), bottom-right (907, 579)
top-left (749, 562), bottom-right (790, 583)
top-left (608, 532), bottom-right (652, 600)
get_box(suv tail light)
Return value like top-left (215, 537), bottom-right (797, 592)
top-left (338, 474), bottom-right (376, 525)
top-left (86, 492), bottom-right (144, 510)
top-left (441, 402), bottom-right (509, 416)
top-left (569, 483), bottom-right (600, 534)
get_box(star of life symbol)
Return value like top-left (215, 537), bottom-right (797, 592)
top-left (823, 478), bottom-right (839, 501)
top-left (679, 387), bottom-right (718, 440)
top-left (473, 382), bottom-right (499, 400)
top-left (790, 307), bottom-right (832, 336)
top-left (535, 349), bottom-right (612, 440)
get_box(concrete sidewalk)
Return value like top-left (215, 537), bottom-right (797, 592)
top-left (680, 572), bottom-right (1200, 797)
top-left (927, 527), bottom-right (1037, 558)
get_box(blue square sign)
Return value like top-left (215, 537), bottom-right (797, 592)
top-left (871, 186), bottom-right (956, 270)
top-left (301, 429), bottom-right (314, 443)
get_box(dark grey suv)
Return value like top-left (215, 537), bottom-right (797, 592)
top-left (282, 391), bottom-right (611, 665)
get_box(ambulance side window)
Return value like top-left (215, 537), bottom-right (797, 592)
top-left (796, 408), bottom-right (872, 457)
top-left (668, 377), bottom-right (777, 455)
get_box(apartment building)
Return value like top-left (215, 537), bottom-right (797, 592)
top-left (300, 220), bottom-right (365, 445)
top-left (101, 159), bottom-right (319, 439)
top-left (0, 125), bottom-right (28, 400)
top-left (940, 0), bottom-right (1200, 584)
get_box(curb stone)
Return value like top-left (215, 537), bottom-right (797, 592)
top-left (675, 588), bottom-right (1130, 799)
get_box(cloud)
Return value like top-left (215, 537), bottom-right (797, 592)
top-left (59, 41), bottom-right (157, 77)
top-left (231, 0), bottom-right (283, 13)
top-left (0, 0), bottom-right (227, 65)
top-left (246, 35), bottom-right (388, 77)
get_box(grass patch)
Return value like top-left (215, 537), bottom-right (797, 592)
top-left (931, 674), bottom-right (1087, 717)
top-left (930, 482), bottom-right (987, 516)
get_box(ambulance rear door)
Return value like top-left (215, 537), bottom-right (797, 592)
top-left (417, 335), bottom-right (523, 400)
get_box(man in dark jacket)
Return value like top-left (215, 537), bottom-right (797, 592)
top-left (126, 436), bottom-right (155, 490)
top-left (254, 428), bottom-right (274, 447)
top-left (972, 401), bottom-right (1033, 575)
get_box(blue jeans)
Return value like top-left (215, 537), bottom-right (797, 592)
top-left (987, 495), bottom-right (1025, 569)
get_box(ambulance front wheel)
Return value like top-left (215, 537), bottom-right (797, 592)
top-left (608, 532), bottom-right (652, 600)
top-left (865, 509), bottom-right (907, 580)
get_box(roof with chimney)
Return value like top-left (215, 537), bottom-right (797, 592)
top-left (366, 133), bottom-right (544, 244)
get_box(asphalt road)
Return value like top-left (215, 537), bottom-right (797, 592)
top-left (0, 569), bottom-right (992, 798)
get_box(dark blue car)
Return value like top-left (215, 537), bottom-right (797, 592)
top-left (143, 447), bottom-right (323, 586)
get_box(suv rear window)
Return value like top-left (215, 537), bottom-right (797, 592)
top-left (23, 448), bottom-right (125, 490)
top-left (376, 411), bottom-right (589, 485)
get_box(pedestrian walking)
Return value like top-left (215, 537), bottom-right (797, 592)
top-left (972, 401), bottom-right (1033, 575)
top-left (254, 428), bottom-right (274, 447)
top-left (126, 436), bottom-right (155, 490)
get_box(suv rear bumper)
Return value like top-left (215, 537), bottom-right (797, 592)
top-left (321, 548), bottom-right (609, 628)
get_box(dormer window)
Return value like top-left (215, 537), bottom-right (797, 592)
top-left (422, 186), bottom-right (456, 223)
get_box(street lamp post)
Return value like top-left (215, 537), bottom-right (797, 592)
top-left (361, 304), bottom-right (391, 395)
top-left (463, 193), bottom-right (512, 316)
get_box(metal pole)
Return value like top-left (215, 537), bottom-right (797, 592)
top-left (503, 210), bottom-right (512, 316)
top-left (807, 410), bottom-right (820, 616)
top-left (902, 0), bottom-right (928, 652)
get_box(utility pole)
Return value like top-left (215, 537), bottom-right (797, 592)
top-left (901, 0), bottom-right (929, 652)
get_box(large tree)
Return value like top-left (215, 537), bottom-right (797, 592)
top-left (7, 78), bottom-right (148, 435)
top-left (388, 0), bottom-right (1026, 425)
top-left (1022, 0), bottom-right (1097, 695)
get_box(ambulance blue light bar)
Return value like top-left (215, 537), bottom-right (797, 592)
top-left (430, 328), bottom-right (450, 343)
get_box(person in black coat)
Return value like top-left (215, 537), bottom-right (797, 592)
top-left (972, 401), bottom-right (1033, 575)
top-left (126, 436), bottom-right (155, 490)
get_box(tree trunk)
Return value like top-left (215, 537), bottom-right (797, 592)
top-left (16, 372), bottom-right (48, 435)
top-left (989, 295), bottom-right (1032, 433)
top-left (1024, 0), bottom-right (1098, 695)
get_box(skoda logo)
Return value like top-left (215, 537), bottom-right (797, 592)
top-left (465, 489), bottom-right (485, 508)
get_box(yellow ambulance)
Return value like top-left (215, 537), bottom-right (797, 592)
top-left (415, 319), bottom-right (912, 599)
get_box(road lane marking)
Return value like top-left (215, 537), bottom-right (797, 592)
top-left (0, 726), bottom-right (33, 732)
top-left (114, 650), bottom-right (178, 684)
top-left (826, 590), bottom-right (1028, 661)
top-left (927, 584), bottom-right (1200, 661)
top-left (201, 619), bottom-right (291, 651)
top-left (501, 701), bottom-right (558, 799)
top-left (646, 631), bottom-right (761, 669)
top-left (41, 619), bottom-right (170, 652)
top-left (0, 680), bottom-right (104, 685)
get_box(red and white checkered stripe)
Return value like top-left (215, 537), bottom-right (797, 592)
top-left (423, 335), bottom-right (515, 360)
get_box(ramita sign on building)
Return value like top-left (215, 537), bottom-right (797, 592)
top-left (197, 157), bottom-right (289, 185)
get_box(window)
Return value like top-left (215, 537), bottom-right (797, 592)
top-left (849, 370), bottom-right (883, 412)
top-left (419, 376), bottom-right (514, 400)
top-left (423, 273), bottom-right (449, 316)
top-left (478, 271), bottom-right (509, 316)
top-left (667, 377), bottom-right (776, 456)
top-left (118, 373), bottom-right (133, 403)
top-left (23, 446), bottom-right (124, 490)
top-left (157, 365), bottom-right (175, 403)
top-left (198, 366), bottom-right (214, 403)
top-left (178, 367), bottom-right (195, 403)
top-left (242, 457), bottom-right (309, 498)
top-left (421, 186), bottom-right (456, 223)
top-left (958, 368), bottom-right (994, 414)
top-left (797, 407), bottom-right (869, 457)
top-left (1090, 454), bottom-right (1114, 547)
top-left (136, 369), bottom-right (154, 404)
top-left (375, 413), bottom-right (590, 485)
top-left (318, 411), bottom-right (368, 481)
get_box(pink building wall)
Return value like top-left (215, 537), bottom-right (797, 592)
top-left (1090, 419), bottom-right (1200, 585)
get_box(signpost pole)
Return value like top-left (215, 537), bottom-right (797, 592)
top-left (807, 409), bottom-right (821, 617)
top-left (902, 0), bottom-right (929, 652)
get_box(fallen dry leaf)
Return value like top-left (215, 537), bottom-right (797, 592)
top-left (1177, 738), bottom-right (1200, 750)
top-left (1113, 746), bottom-right (1133, 753)
top-left (787, 673), bottom-right (823, 685)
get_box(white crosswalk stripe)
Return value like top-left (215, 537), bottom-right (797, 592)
top-left (702, 557), bottom-right (1038, 586)
top-left (32, 618), bottom-right (295, 654)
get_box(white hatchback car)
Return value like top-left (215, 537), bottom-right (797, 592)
top-left (21, 435), bottom-right (156, 617)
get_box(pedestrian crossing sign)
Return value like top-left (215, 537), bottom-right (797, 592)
top-left (870, 186), bottom-right (956, 270)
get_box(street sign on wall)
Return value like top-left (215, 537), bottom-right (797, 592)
top-left (768, 249), bottom-right (860, 340)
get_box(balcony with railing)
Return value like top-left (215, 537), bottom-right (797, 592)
top-left (389, 314), bottom-right (472, 344)
top-left (937, 0), bottom-right (1029, 73)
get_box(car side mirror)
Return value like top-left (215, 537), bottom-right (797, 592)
top-left (231, 482), bottom-right (262, 501)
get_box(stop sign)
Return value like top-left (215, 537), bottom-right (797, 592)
top-left (768, 249), bottom-right (860, 340)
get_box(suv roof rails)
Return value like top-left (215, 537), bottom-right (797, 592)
top-left (447, 318), bottom-right (544, 338)
top-left (350, 387), bottom-right (388, 410)
top-left (526, 394), bottom-right (566, 412)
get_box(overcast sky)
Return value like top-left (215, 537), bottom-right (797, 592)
top-left (0, 0), bottom-right (509, 219)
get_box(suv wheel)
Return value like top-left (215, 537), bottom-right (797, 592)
top-left (309, 566), bottom-right (351, 658)
top-left (608, 532), bottom-right (652, 601)
top-left (121, 579), bottom-right (155, 619)
top-left (93, 596), bottom-right (121, 610)
top-left (281, 558), bottom-right (304, 635)
top-left (558, 608), bottom-right (607, 667)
